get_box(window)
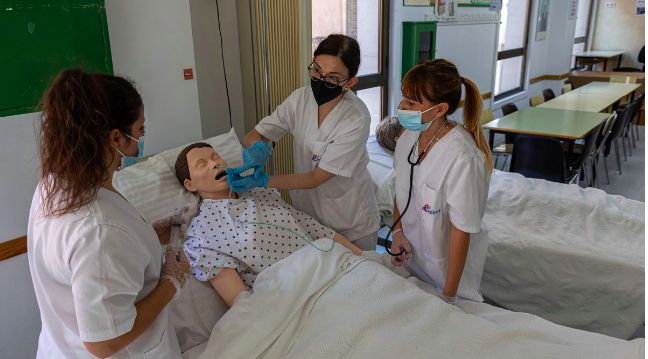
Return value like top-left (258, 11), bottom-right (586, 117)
top-left (312, 0), bottom-right (390, 136)
top-left (494, 0), bottom-right (532, 100)
top-left (572, 0), bottom-right (592, 69)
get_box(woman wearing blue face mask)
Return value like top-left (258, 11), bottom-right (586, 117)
top-left (28, 69), bottom-right (188, 358)
top-left (389, 59), bottom-right (493, 304)
top-left (234, 34), bottom-right (380, 251)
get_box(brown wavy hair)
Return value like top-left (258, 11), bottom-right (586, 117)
top-left (39, 69), bottom-right (142, 216)
top-left (401, 59), bottom-right (493, 171)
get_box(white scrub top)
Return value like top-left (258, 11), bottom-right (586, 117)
top-left (255, 86), bottom-right (379, 240)
top-left (27, 184), bottom-right (181, 358)
top-left (393, 124), bottom-right (490, 301)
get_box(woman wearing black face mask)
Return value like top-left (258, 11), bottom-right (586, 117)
top-left (242, 34), bottom-right (379, 251)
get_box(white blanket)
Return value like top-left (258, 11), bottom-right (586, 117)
top-left (480, 171), bottom-right (645, 339)
top-left (197, 240), bottom-right (643, 359)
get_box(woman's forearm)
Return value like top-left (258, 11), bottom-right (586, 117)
top-left (443, 223), bottom-right (470, 298)
top-left (267, 167), bottom-right (334, 190)
top-left (243, 129), bottom-right (269, 147)
top-left (83, 280), bottom-right (176, 358)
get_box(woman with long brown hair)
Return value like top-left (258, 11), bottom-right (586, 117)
top-left (27, 69), bottom-right (188, 358)
top-left (388, 59), bottom-right (492, 304)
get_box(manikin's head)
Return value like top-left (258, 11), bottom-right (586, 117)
top-left (175, 143), bottom-right (229, 200)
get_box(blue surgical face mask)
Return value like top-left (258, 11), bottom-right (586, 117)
top-left (396, 105), bottom-right (439, 132)
top-left (116, 134), bottom-right (144, 169)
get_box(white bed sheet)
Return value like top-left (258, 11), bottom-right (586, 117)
top-left (480, 171), bottom-right (645, 339)
top-left (366, 135), bottom-right (396, 225)
top-left (189, 242), bottom-right (643, 359)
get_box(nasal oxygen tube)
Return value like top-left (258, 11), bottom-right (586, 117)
top-left (222, 161), bottom-right (335, 253)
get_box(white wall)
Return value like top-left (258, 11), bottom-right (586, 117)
top-left (591, 0), bottom-right (645, 69)
top-left (189, 0), bottom-right (246, 140)
top-left (106, 0), bottom-right (204, 155)
top-left (0, 113), bottom-right (41, 359)
top-left (388, 3), bottom-right (498, 121)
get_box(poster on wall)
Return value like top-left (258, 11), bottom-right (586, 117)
top-left (568, 0), bottom-right (578, 19)
top-left (637, 0), bottom-right (645, 15)
top-left (535, 0), bottom-right (550, 41)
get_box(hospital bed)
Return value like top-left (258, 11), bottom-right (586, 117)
top-left (113, 129), bottom-right (644, 357)
top-left (367, 135), bottom-right (645, 339)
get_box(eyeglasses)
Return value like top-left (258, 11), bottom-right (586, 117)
top-left (307, 62), bottom-right (350, 89)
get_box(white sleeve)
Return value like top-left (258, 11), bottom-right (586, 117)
top-left (318, 121), bottom-right (370, 178)
top-left (69, 224), bottom-right (152, 342)
top-left (445, 154), bottom-right (488, 234)
top-left (255, 90), bottom-right (299, 142)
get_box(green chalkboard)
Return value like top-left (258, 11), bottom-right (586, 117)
top-left (0, 0), bottom-right (113, 117)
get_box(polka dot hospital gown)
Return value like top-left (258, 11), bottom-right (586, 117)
top-left (183, 188), bottom-right (336, 287)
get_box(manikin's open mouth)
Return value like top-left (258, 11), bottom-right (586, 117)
top-left (215, 171), bottom-right (226, 181)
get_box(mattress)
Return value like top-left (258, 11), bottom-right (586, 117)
top-left (479, 170), bottom-right (645, 339)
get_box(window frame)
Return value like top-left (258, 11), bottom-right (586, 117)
top-left (353, 0), bottom-right (391, 121)
top-left (572, 0), bottom-right (593, 70)
top-left (494, 0), bottom-right (533, 102)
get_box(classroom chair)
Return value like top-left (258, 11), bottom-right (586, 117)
top-left (543, 89), bottom-right (556, 101)
top-left (561, 83), bottom-right (572, 94)
top-left (529, 95), bottom-right (545, 107)
top-left (510, 136), bottom-right (565, 183)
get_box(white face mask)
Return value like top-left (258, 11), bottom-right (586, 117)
top-left (116, 134), bottom-right (144, 169)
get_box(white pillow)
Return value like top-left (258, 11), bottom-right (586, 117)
top-left (113, 127), bottom-right (243, 230)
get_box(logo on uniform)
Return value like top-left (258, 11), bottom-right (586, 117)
top-left (312, 154), bottom-right (321, 162)
top-left (422, 204), bottom-right (441, 215)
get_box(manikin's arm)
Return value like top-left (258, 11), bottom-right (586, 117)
top-left (332, 233), bottom-right (363, 256)
top-left (209, 268), bottom-right (248, 307)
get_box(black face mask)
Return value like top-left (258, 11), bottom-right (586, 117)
top-left (310, 78), bottom-right (344, 106)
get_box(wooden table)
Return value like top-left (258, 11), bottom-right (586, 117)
top-left (539, 82), bottom-right (640, 112)
top-left (483, 107), bottom-right (610, 164)
top-left (573, 50), bottom-right (625, 71)
top-left (569, 71), bottom-right (644, 90)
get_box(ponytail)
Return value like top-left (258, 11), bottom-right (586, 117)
top-left (39, 69), bottom-right (142, 216)
top-left (461, 77), bottom-right (493, 173)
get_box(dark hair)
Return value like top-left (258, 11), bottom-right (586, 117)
top-left (39, 68), bottom-right (143, 216)
top-left (376, 116), bottom-right (403, 152)
top-left (401, 59), bottom-right (493, 171)
top-left (175, 142), bottom-right (213, 187)
top-left (313, 34), bottom-right (361, 78)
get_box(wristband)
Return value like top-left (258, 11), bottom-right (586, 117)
top-left (162, 275), bottom-right (182, 301)
top-left (392, 228), bottom-right (403, 235)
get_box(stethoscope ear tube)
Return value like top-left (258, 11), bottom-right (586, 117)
top-left (386, 143), bottom-right (418, 256)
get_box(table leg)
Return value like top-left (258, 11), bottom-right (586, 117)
top-left (566, 140), bottom-right (574, 169)
top-left (616, 54), bottom-right (622, 70)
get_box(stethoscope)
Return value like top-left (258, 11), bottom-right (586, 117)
top-left (385, 119), bottom-right (448, 257)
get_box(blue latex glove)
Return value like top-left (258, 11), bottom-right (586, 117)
top-left (240, 141), bottom-right (271, 171)
top-left (227, 167), bottom-right (269, 193)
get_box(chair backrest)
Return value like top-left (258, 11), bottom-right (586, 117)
top-left (561, 83), bottom-right (572, 94)
top-left (501, 103), bottom-right (518, 116)
top-left (510, 136), bottom-right (565, 183)
top-left (543, 88), bottom-right (556, 101)
top-left (530, 95), bottom-right (545, 107)
top-left (639, 45), bottom-right (645, 64)
top-left (480, 108), bottom-right (494, 125)
top-left (604, 103), bottom-right (633, 156)
top-left (570, 123), bottom-right (604, 173)
top-left (594, 112), bottom-right (618, 153)
top-left (610, 75), bottom-right (632, 84)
